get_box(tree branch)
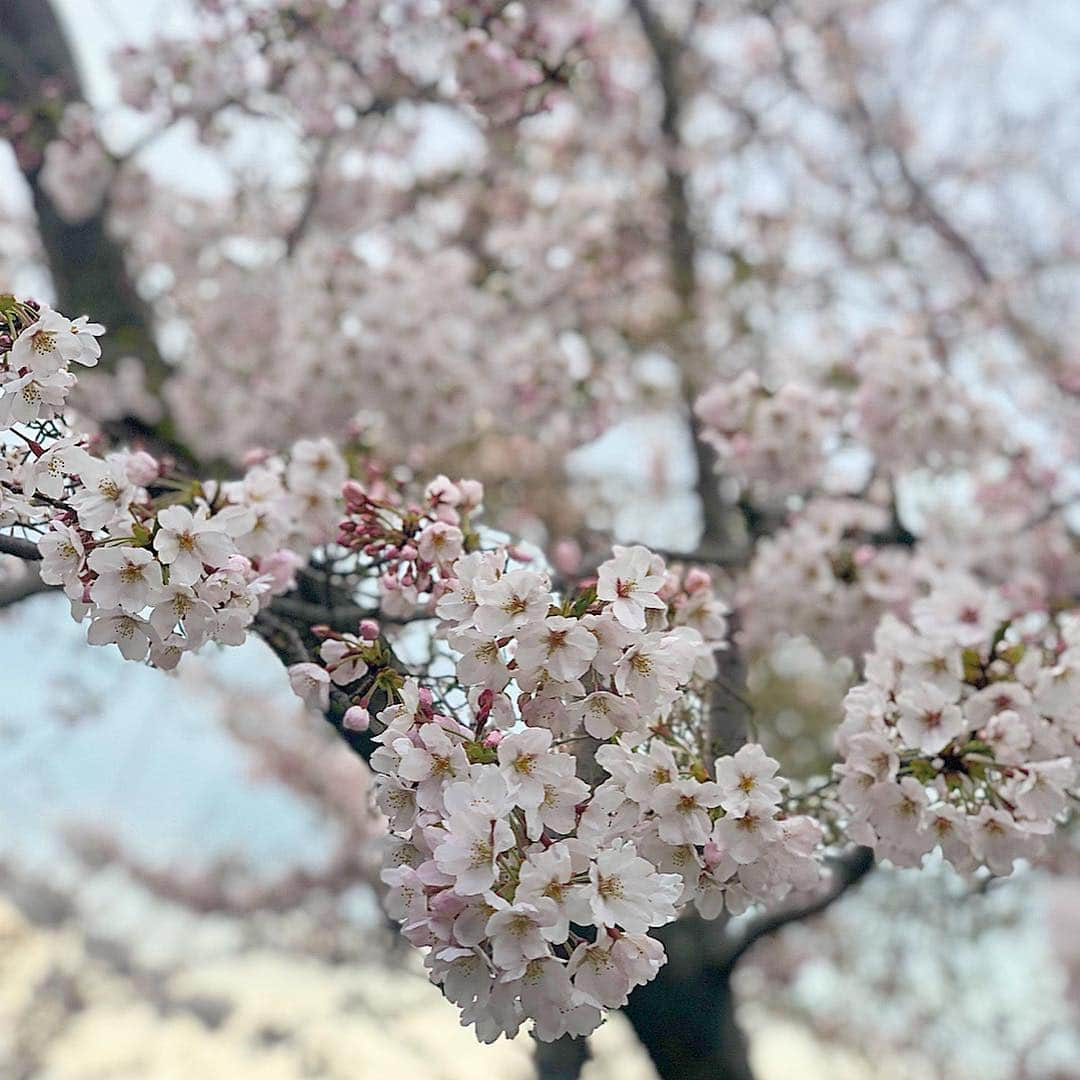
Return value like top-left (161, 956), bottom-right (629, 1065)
top-left (0, 534), bottom-right (43, 560)
top-left (630, 0), bottom-right (728, 546)
top-left (716, 845), bottom-right (874, 977)
top-left (760, 2), bottom-right (1066, 385)
top-left (534, 1033), bottom-right (590, 1080)
top-left (0, 572), bottom-right (54, 608)
top-left (284, 135), bottom-right (333, 256)
top-left (254, 603), bottom-right (383, 763)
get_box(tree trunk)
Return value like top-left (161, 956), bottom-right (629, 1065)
top-left (534, 1033), bottom-right (590, 1080)
top-left (621, 915), bottom-right (754, 1080)
top-left (0, 0), bottom-right (202, 468)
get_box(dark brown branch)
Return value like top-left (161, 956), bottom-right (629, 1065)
top-left (0, 572), bottom-right (55, 608)
top-left (534, 1033), bottom-right (590, 1080)
top-left (284, 136), bottom-right (333, 256)
top-left (716, 845), bottom-right (874, 977)
top-left (622, 846), bottom-right (874, 1080)
top-left (0, 534), bottom-right (43, 560)
top-left (622, 913), bottom-right (755, 1080)
top-left (254, 603), bottom-right (381, 763)
top-left (268, 594), bottom-right (429, 631)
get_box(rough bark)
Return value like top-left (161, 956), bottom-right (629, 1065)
top-left (622, 914), bottom-right (755, 1080)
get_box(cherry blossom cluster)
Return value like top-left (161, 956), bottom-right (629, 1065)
top-left (0, 295), bottom-right (102, 439)
top-left (111, 0), bottom-right (586, 132)
top-left (738, 499), bottom-right (920, 660)
top-left (449, 2), bottom-right (591, 124)
top-left (290, 540), bottom-right (825, 1043)
top-left (694, 371), bottom-right (841, 501)
top-left (78, 1), bottom-right (649, 474)
top-left (36, 434), bottom-right (349, 667)
top-left (836, 577), bottom-right (1079, 874)
top-left (852, 338), bottom-right (1004, 472)
top-left (696, 341), bottom-right (1007, 504)
top-left (38, 104), bottom-right (114, 225)
top-left (1, 298), bottom-right (344, 668)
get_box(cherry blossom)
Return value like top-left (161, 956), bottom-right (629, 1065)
top-left (596, 545), bottom-right (667, 630)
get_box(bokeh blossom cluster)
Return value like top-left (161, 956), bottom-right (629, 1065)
top-left (694, 372), bottom-right (841, 501)
top-left (737, 499), bottom-right (919, 660)
top-left (695, 339), bottom-right (1007, 504)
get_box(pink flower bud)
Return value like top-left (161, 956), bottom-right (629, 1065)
top-left (342, 480), bottom-right (367, 507)
top-left (358, 619), bottom-right (380, 640)
top-left (260, 548), bottom-right (303, 592)
top-left (703, 841), bottom-right (724, 868)
top-left (853, 544), bottom-right (875, 567)
top-left (241, 446), bottom-right (272, 467)
top-left (342, 706), bottom-right (370, 732)
top-left (658, 570), bottom-right (680, 602)
top-left (684, 567), bottom-right (712, 594)
top-left (458, 479), bottom-right (484, 511)
top-left (225, 553), bottom-right (253, 575)
top-left (552, 538), bottom-right (582, 576)
top-left (482, 730), bottom-right (503, 748)
top-left (124, 450), bottom-right (160, 486)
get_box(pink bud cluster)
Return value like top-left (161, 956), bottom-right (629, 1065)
top-left (836, 578), bottom-right (1079, 874)
top-left (336, 473), bottom-right (484, 619)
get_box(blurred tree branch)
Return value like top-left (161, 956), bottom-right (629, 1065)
top-left (0, 535), bottom-right (42, 560)
top-left (629, 0), bottom-right (728, 550)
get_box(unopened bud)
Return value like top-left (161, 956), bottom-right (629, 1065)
top-left (684, 567), bottom-right (712, 594)
top-left (342, 705), bottom-right (370, 732)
